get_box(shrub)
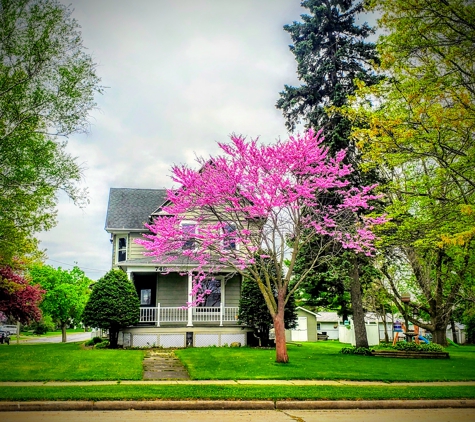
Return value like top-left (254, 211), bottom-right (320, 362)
top-left (393, 342), bottom-right (444, 352)
top-left (82, 269), bottom-right (139, 349)
top-left (31, 315), bottom-right (56, 334)
top-left (94, 340), bottom-right (110, 349)
top-left (84, 339), bottom-right (95, 346)
top-left (340, 346), bottom-right (374, 356)
top-left (92, 336), bottom-right (103, 344)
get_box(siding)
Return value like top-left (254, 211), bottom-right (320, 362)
top-left (157, 273), bottom-right (188, 307)
top-left (224, 274), bottom-right (241, 307)
top-left (129, 232), bottom-right (148, 260)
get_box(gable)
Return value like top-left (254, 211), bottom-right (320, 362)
top-left (105, 188), bottom-right (167, 231)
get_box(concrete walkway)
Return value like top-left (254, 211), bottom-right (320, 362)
top-left (142, 349), bottom-right (190, 380)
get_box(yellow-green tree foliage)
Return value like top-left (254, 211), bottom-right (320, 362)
top-left (342, 0), bottom-right (475, 345)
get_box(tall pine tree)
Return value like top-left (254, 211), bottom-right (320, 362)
top-left (277, 0), bottom-right (382, 347)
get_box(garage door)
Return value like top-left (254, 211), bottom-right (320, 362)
top-left (291, 317), bottom-right (308, 341)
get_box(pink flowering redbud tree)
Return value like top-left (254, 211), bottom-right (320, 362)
top-left (137, 129), bottom-right (385, 363)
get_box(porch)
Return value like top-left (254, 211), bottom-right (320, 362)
top-left (139, 305), bottom-right (240, 326)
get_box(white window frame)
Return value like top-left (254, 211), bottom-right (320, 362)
top-left (116, 235), bottom-right (127, 263)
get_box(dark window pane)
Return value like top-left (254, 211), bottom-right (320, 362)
top-left (118, 250), bottom-right (126, 262)
top-left (118, 237), bottom-right (126, 249)
top-left (198, 278), bottom-right (221, 307)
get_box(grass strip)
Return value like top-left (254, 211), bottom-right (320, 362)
top-left (0, 343), bottom-right (144, 381)
top-left (1, 385), bottom-right (474, 401)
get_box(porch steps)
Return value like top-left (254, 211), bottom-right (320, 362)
top-left (142, 350), bottom-right (190, 380)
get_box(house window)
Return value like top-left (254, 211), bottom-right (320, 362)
top-left (197, 278), bottom-right (221, 309)
top-left (117, 236), bottom-right (127, 262)
top-left (317, 323), bottom-right (321, 331)
top-left (140, 289), bottom-right (151, 305)
top-left (181, 222), bottom-right (197, 250)
top-left (223, 223), bottom-right (237, 250)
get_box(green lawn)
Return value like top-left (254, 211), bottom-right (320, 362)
top-left (0, 341), bottom-right (474, 401)
top-left (19, 328), bottom-right (89, 338)
top-left (0, 342), bottom-right (144, 381)
top-left (176, 341), bottom-right (475, 382)
top-left (0, 384), bottom-right (474, 402)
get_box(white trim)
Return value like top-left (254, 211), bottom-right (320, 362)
top-left (180, 220), bottom-right (198, 251)
top-left (187, 272), bottom-right (193, 327)
top-left (116, 235), bottom-right (128, 263)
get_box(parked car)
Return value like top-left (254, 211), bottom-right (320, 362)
top-left (0, 331), bottom-right (10, 345)
top-left (0, 325), bottom-right (17, 335)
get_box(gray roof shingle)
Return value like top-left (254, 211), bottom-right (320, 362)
top-left (105, 188), bottom-right (167, 230)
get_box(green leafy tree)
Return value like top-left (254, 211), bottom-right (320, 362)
top-left (277, 0), bottom-right (382, 347)
top-left (239, 266), bottom-right (298, 347)
top-left (29, 264), bottom-right (91, 342)
top-left (344, 0), bottom-right (475, 345)
top-left (82, 270), bottom-right (140, 349)
top-left (0, 0), bottom-right (103, 266)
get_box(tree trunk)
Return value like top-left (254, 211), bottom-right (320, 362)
top-left (109, 329), bottom-right (119, 349)
top-left (381, 312), bottom-right (389, 343)
top-left (273, 289), bottom-right (289, 363)
top-left (450, 319), bottom-right (458, 344)
top-left (61, 322), bottom-right (67, 343)
top-left (350, 257), bottom-right (369, 348)
top-left (433, 327), bottom-right (448, 346)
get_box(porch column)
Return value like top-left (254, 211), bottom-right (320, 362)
top-left (187, 271), bottom-right (193, 327)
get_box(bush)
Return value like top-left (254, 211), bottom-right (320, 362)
top-left (31, 315), bottom-right (56, 335)
top-left (82, 269), bottom-right (140, 349)
top-left (85, 336), bottom-right (107, 347)
top-left (393, 342), bottom-right (444, 352)
top-left (340, 346), bottom-right (374, 356)
top-left (94, 340), bottom-right (110, 349)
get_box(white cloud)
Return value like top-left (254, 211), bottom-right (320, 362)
top-left (38, 0), bottom-right (375, 279)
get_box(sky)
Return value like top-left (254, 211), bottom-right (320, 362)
top-left (38, 0), bottom-right (377, 280)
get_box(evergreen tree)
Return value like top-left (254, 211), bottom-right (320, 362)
top-left (277, 0), bottom-right (381, 155)
top-left (277, 0), bottom-right (382, 347)
top-left (82, 270), bottom-right (139, 348)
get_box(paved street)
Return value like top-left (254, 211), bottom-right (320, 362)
top-left (1, 409), bottom-right (474, 422)
top-left (17, 332), bottom-right (91, 344)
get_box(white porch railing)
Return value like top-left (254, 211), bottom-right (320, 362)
top-left (139, 305), bottom-right (239, 326)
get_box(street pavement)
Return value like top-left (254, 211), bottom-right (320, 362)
top-left (1, 409), bottom-right (474, 422)
top-left (15, 332), bottom-right (91, 344)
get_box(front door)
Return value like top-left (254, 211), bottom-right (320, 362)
top-left (291, 316), bottom-right (308, 341)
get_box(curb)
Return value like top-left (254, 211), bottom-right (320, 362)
top-left (1, 399), bottom-right (474, 411)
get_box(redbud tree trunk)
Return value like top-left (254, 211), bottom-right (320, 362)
top-left (273, 289), bottom-right (289, 363)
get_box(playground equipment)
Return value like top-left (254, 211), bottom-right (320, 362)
top-left (392, 321), bottom-right (430, 346)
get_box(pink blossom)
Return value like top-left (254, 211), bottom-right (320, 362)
top-left (136, 129), bottom-right (386, 306)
